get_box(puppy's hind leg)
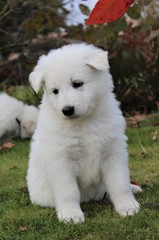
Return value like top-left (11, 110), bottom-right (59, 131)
top-left (102, 140), bottom-right (140, 216)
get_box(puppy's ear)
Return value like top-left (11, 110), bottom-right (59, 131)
top-left (29, 66), bottom-right (44, 93)
top-left (85, 51), bottom-right (109, 71)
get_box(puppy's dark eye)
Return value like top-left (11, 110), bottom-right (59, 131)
top-left (72, 81), bottom-right (84, 89)
top-left (53, 89), bottom-right (59, 95)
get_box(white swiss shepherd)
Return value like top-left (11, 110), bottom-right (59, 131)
top-left (0, 93), bottom-right (38, 139)
top-left (27, 43), bottom-right (140, 223)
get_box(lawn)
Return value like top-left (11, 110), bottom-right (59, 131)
top-left (0, 120), bottom-right (159, 240)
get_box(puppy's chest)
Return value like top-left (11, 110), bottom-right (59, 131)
top-left (67, 134), bottom-right (103, 184)
top-left (67, 136), bottom-right (86, 160)
top-left (67, 133), bottom-right (101, 160)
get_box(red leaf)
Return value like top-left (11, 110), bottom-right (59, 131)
top-left (131, 181), bottom-right (140, 186)
top-left (85, 0), bottom-right (135, 25)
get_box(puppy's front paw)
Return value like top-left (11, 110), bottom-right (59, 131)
top-left (115, 198), bottom-right (140, 217)
top-left (57, 208), bottom-right (85, 223)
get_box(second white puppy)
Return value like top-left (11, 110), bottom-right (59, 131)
top-left (27, 44), bottom-right (140, 223)
top-left (0, 93), bottom-right (38, 139)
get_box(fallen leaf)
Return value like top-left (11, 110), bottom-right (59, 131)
top-left (151, 130), bottom-right (158, 141)
top-left (131, 181), bottom-right (140, 186)
top-left (8, 52), bottom-right (20, 61)
top-left (85, 0), bottom-right (135, 25)
top-left (19, 226), bottom-right (27, 231)
top-left (127, 114), bottom-right (147, 127)
top-left (2, 142), bottom-right (15, 149)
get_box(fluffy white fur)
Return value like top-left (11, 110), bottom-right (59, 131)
top-left (0, 93), bottom-right (38, 139)
top-left (27, 44), bottom-right (140, 223)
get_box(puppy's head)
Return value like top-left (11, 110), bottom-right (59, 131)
top-left (20, 105), bottom-right (38, 138)
top-left (29, 44), bottom-right (113, 119)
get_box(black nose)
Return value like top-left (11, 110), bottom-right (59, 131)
top-left (62, 106), bottom-right (74, 117)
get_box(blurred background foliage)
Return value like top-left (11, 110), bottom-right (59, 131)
top-left (0, 0), bottom-right (159, 114)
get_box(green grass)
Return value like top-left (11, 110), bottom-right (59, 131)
top-left (0, 123), bottom-right (159, 240)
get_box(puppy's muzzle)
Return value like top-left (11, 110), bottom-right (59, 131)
top-left (62, 106), bottom-right (75, 117)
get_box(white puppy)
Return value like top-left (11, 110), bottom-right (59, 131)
top-left (27, 44), bottom-right (140, 223)
top-left (0, 93), bottom-right (38, 139)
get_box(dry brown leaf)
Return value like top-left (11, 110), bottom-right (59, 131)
top-left (127, 114), bottom-right (147, 127)
top-left (8, 52), bottom-right (20, 61)
top-left (151, 130), bottom-right (158, 141)
top-left (19, 226), bottom-right (27, 231)
top-left (0, 142), bottom-right (15, 150)
top-left (128, 114), bottom-right (147, 122)
top-left (3, 142), bottom-right (15, 149)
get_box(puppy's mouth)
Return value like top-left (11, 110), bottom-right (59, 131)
top-left (65, 114), bottom-right (80, 120)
